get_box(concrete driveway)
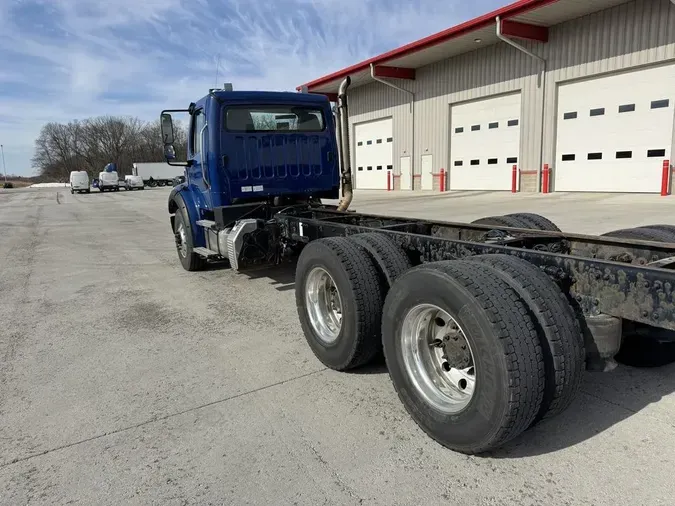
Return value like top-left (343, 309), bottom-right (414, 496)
top-left (1, 187), bottom-right (674, 505)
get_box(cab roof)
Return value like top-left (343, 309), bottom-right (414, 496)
top-left (206, 90), bottom-right (330, 106)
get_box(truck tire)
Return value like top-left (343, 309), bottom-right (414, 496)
top-left (504, 213), bottom-right (561, 232)
top-left (350, 232), bottom-right (412, 289)
top-left (296, 237), bottom-right (384, 371)
top-left (467, 254), bottom-right (585, 425)
top-left (173, 205), bottom-right (206, 271)
top-left (601, 227), bottom-right (675, 243)
top-left (635, 225), bottom-right (675, 242)
top-left (471, 215), bottom-right (530, 229)
top-left (381, 260), bottom-right (545, 454)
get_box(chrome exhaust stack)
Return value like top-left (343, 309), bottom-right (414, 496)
top-left (336, 76), bottom-right (353, 212)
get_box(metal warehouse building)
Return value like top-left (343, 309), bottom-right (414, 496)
top-left (297, 0), bottom-right (675, 193)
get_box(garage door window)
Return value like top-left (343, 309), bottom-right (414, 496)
top-left (618, 104), bottom-right (635, 113)
top-left (616, 151), bottom-right (632, 159)
top-left (489, 122), bottom-right (499, 129)
top-left (648, 149), bottom-right (666, 157)
top-left (651, 99), bottom-right (669, 109)
top-left (508, 119), bottom-right (519, 127)
top-left (590, 108), bottom-right (605, 116)
top-left (587, 152), bottom-right (602, 160)
top-left (471, 159), bottom-right (480, 166)
top-left (506, 157), bottom-right (518, 164)
top-left (455, 127), bottom-right (464, 133)
top-left (562, 154), bottom-right (575, 161)
top-left (471, 125), bottom-right (480, 131)
top-left (563, 112), bottom-right (577, 120)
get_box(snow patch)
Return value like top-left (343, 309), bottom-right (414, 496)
top-left (30, 183), bottom-right (70, 188)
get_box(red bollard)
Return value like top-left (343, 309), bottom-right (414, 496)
top-left (542, 164), bottom-right (550, 194)
top-left (511, 165), bottom-right (518, 193)
top-left (440, 168), bottom-right (445, 192)
top-left (661, 160), bottom-right (671, 196)
top-left (387, 169), bottom-right (392, 191)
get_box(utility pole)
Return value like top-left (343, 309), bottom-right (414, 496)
top-left (0, 144), bottom-right (6, 182)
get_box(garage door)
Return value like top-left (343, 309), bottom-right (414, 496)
top-left (354, 118), bottom-right (393, 190)
top-left (449, 93), bottom-right (521, 191)
top-left (555, 64), bottom-right (675, 193)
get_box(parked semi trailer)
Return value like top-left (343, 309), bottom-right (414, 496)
top-left (132, 162), bottom-right (184, 187)
top-left (159, 77), bottom-right (675, 455)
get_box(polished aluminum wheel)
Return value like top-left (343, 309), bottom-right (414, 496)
top-left (176, 221), bottom-right (188, 258)
top-left (305, 267), bottom-right (343, 344)
top-left (400, 304), bottom-right (476, 414)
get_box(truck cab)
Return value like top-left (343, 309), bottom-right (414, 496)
top-left (160, 86), bottom-right (345, 270)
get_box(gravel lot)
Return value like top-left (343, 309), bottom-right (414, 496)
top-left (1, 187), bottom-right (675, 506)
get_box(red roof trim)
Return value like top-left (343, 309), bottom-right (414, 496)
top-left (297, 0), bottom-right (560, 91)
top-left (500, 19), bottom-right (549, 42)
top-left (373, 65), bottom-right (416, 80)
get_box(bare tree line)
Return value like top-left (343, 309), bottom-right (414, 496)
top-left (31, 116), bottom-right (188, 181)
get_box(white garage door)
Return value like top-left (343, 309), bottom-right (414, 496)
top-left (449, 93), bottom-right (521, 191)
top-left (354, 118), bottom-right (393, 190)
top-left (555, 64), bottom-right (675, 193)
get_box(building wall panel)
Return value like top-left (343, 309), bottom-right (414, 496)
top-left (347, 0), bottom-right (675, 191)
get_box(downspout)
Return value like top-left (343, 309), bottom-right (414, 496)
top-left (370, 63), bottom-right (415, 189)
top-left (496, 16), bottom-right (547, 193)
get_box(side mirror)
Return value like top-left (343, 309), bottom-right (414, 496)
top-left (160, 113), bottom-right (175, 145)
top-left (164, 144), bottom-right (176, 160)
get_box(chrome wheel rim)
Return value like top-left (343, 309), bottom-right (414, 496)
top-left (400, 304), bottom-right (476, 414)
top-left (305, 267), bottom-right (343, 344)
top-left (176, 222), bottom-right (188, 258)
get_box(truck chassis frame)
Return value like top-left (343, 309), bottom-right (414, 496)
top-left (272, 205), bottom-right (675, 332)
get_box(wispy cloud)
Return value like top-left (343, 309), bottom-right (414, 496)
top-left (0, 0), bottom-right (502, 175)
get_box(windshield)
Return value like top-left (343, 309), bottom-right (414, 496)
top-left (101, 172), bottom-right (117, 182)
top-left (224, 105), bottom-right (325, 133)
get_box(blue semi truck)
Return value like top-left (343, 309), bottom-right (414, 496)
top-left (160, 76), bottom-right (675, 455)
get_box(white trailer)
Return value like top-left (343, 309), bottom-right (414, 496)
top-left (132, 162), bottom-right (184, 187)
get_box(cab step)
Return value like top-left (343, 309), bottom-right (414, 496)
top-left (193, 247), bottom-right (219, 258)
top-left (196, 219), bottom-right (216, 229)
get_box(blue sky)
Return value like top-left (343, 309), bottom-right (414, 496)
top-left (0, 0), bottom-right (503, 176)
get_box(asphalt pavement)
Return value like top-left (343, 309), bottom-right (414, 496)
top-left (1, 186), bottom-right (675, 505)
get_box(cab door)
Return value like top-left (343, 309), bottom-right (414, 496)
top-left (188, 107), bottom-right (212, 209)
